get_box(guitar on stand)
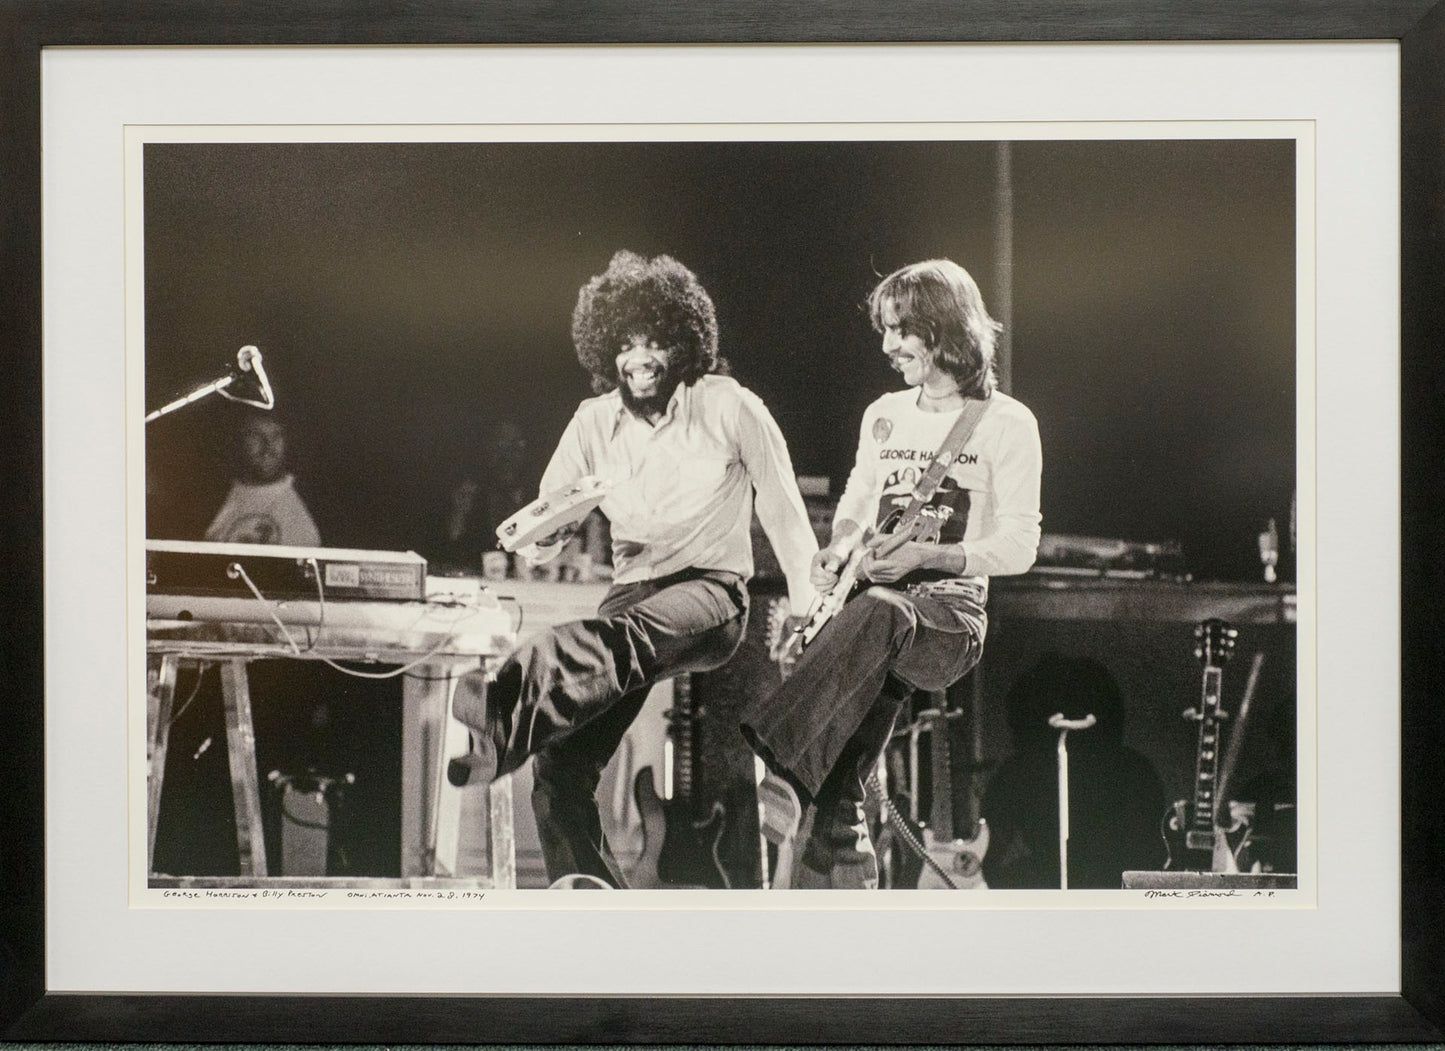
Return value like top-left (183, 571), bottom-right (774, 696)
top-left (630, 673), bottom-right (730, 889)
top-left (1163, 618), bottom-right (1248, 872)
top-left (914, 700), bottom-right (989, 889)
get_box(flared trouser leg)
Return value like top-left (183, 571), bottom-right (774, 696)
top-left (454, 570), bottom-right (748, 887)
top-left (741, 586), bottom-right (985, 888)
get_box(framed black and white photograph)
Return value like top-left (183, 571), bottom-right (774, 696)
top-left (4, 2), bottom-right (1443, 1044)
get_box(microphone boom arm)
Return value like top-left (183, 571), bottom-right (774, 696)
top-left (145, 345), bottom-right (274, 424)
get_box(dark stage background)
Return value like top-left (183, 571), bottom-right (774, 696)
top-left (141, 137), bottom-right (1298, 882)
top-left (143, 137), bottom-right (1297, 583)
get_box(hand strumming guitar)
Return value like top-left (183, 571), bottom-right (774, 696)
top-left (860, 540), bottom-right (968, 584)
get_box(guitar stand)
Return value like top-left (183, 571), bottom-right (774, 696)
top-left (1046, 712), bottom-right (1097, 890)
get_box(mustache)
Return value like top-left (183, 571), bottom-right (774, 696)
top-left (618, 366), bottom-right (682, 418)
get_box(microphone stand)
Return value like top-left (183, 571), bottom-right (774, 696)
top-left (1047, 712), bottom-right (1097, 890)
top-left (145, 345), bottom-right (274, 424)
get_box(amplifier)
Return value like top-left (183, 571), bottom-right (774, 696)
top-left (146, 539), bottom-right (428, 602)
top-left (1033, 533), bottom-right (1186, 579)
top-left (1121, 870), bottom-right (1297, 890)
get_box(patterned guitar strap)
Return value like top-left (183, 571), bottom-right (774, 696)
top-left (890, 395), bottom-right (992, 535)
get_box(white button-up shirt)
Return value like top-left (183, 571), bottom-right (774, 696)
top-left (536, 374), bottom-right (819, 615)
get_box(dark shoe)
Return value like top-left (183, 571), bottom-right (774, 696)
top-left (798, 796), bottom-right (880, 889)
top-left (450, 668), bottom-right (492, 732)
top-left (447, 732), bottom-right (498, 787)
top-left (448, 667), bottom-right (506, 787)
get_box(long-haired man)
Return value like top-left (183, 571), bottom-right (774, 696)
top-left (741, 258), bottom-right (1043, 889)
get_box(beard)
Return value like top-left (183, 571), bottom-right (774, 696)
top-left (618, 364), bottom-right (684, 419)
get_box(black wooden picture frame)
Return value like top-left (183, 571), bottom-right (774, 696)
top-left (2, 0), bottom-right (1442, 1042)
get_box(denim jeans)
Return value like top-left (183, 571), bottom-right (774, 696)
top-left (456, 568), bottom-right (748, 887)
top-left (740, 583), bottom-right (986, 888)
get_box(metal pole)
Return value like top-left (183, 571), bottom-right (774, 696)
top-left (1047, 712), bottom-right (1096, 890)
top-left (994, 140), bottom-right (1015, 395)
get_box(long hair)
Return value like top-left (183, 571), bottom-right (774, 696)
top-left (570, 251), bottom-right (725, 394)
top-left (867, 259), bottom-right (1000, 398)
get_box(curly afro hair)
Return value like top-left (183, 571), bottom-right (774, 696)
top-left (570, 251), bottom-right (726, 394)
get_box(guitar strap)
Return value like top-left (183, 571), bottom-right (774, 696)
top-left (890, 396), bottom-right (991, 535)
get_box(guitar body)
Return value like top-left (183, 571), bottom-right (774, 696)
top-left (1162, 800), bottom-right (1246, 873)
top-left (630, 766), bottom-right (728, 889)
top-left (627, 673), bottom-right (730, 890)
top-left (917, 821), bottom-right (990, 890)
top-left (1161, 800), bottom-right (1221, 872)
top-left (915, 702), bottom-right (989, 890)
top-left (629, 767), bottom-right (666, 889)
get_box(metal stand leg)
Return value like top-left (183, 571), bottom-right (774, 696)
top-left (219, 659), bottom-right (267, 877)
top-left (430, 673), bottom-right (474, 878)
top-left (403, 662), bottom-right (455, 877)
top-left (146, 654), bottom-right (180, 875)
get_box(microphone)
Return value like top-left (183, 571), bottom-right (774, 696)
top-left (225, 345), bottom-right (275, 410)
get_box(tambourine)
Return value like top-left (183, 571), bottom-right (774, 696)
top-left (495, 475), bottom-right (612, 553)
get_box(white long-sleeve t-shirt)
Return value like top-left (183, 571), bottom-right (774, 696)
top-left (535, 374), bottom-right (820, 616)
top-left (834, 389), bottom-right (1042, 589)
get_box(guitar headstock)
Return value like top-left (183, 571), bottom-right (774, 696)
top-left (1194, 618), bottom-right (1239, 669)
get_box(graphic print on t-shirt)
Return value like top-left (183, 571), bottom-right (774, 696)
top-left (875, 474), bottom-right (972, 545)
top-left (223, 513), bottom-right (282, 544)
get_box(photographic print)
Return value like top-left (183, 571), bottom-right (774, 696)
top-left (137, 127), bottom-right (1304, 902)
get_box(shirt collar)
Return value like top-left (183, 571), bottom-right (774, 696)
top-left (235, 472), bottom-right (294, 491)
top-left (609, 379), bottom-right (690, 438)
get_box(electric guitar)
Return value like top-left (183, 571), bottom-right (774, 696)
top-left (1162, 618), bottom-right (1244, 872)
top-left (916, 702), bottom-right (989, 889)
top-left (630, 673), bottom-right (730, 889)
top-left (772, 508), bottom-right (921, 672)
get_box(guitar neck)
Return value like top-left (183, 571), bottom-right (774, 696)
top-left (928, 708), bottom-right (955, 837)
top-left (667, 673), bottom-right (695, 804)
top-left (1189, 666), bottom-right (1224, 837)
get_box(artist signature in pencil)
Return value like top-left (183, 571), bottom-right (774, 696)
top-left (1143, 889), bottom-right (1275, 899)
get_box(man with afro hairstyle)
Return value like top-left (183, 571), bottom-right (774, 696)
top-left (451, 250), bottom-right (819, 888)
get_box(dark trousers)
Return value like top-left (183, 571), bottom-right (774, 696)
top-left (460, 569), bottom-right (748, 887)
top-left (740, 584), bottom-right (985, 888)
